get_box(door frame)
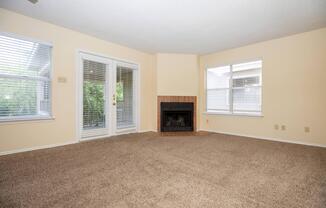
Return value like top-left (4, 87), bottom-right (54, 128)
top-left (75, 49), bottom-right (140, 142)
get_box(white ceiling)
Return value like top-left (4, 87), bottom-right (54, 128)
top-left (1, 0), bottom-right (326, 54)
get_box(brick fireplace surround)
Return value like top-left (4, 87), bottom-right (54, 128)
top-left (157, 96), bottom-right (197, 132)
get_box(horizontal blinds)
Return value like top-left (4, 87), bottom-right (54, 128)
top-left (206, 66), bottom-right (230, 111)
top-left (116, 66), bottom-right (135, 129)
top-left (233, 87), bottom-right (261, 112)
top-left (83, 60), bottom-right (106, 82)
top-left (83, 59), bottom-right (106, 130)
top-left (0, 35), bottom-right (51, 118)
top-left (232, 61), bottom-right (262, 112)
top-left (206, 60), bottom-right (262, 114)
top-left (207, 89), bottom-right (229, 111)
top-left (0, 35), bottom-right (51, 79)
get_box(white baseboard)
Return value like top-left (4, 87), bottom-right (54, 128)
top-left (0, 141), bottom-right (77, 156)
top-left (199, 129), bottom-right (326, 148)
top-left (3, 129), bottom-right (322, 156)
top-left (0, 130), bottom-right (157, 156)
top-left (138, 129), bottom-right (157, 133)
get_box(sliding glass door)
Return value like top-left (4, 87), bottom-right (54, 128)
top-left (79, 52), bottom-right (138, 140)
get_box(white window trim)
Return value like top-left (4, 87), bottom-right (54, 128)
top-left (203, 111), bottom-right (263, 117)
top-left (205, 59), bottom-right (263, 117)
top-left (0, 32), bottom-right (54, 123)
top-left (0, 115), bottom-right (55, 123)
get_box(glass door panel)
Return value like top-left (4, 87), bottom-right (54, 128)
top-left (78, 53), bottom-right (138, 140)
top-left (116, 65), bottom-right (136, 130)
top-left (82, 59), bottom-right (109, 138)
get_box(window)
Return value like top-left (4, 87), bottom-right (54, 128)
top-left (0, 34), bottom-right (52, 121)
top-left (206, 60), bottom-right (262, 115)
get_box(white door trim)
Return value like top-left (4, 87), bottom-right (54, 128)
top-left (77, 52), bottom-right (112, 140)
top-left (75, 49), bottom-right (140, 142)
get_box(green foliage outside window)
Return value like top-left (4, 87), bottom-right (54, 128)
top-left (0, 79), bottom-right (37, 117)
top-left (83, 81), bottom-right (105, 128)
top-left (116, 82), bottom-right (124, 102)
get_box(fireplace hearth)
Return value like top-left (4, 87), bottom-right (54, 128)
top-left (160, 102), bottom-right (194, 132)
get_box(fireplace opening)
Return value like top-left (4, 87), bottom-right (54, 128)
top-left (160, 102), bottom-right (194, 132)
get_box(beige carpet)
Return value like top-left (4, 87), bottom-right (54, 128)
top-left (0, 132), bottom-right (326, 208)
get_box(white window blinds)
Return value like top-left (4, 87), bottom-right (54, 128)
top-left (232, 61), bottom-right (262, 113)
top-left (82, 59), bottom-right (106, 130)
top-left (0, 34), bottom-right (52, 120)
top-left (206, 60), bottom-right (262, 115)
top-left (116, 66), bottom-right (135, 129)
top-left (207, 66), bottom-right (231, 112)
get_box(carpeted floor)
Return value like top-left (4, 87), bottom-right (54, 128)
top-left (0, 132), bottom-right (326, 208)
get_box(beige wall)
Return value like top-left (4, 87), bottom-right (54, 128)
top-left (0, 8), bottom-right (157, 153)
top-left (156, 53), bottom-right (199, 96)
top-left (155, 53), bottom-right (199, 131)
top-left (199, 28), bottom-right (326, 146)
top-left (1, 8), bottom-right (325, 154)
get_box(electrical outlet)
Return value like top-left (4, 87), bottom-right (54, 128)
top-left (281, 125), bottom-right (286, 131)
top-left (274, 124), bottom-right (279, 130)
top-left (304, 127), bottom-right (310, 133)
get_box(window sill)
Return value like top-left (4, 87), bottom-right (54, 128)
top-left (0, 116), bottom-right (55, 124)
top-left (203, 111), bottom-right (263, 117)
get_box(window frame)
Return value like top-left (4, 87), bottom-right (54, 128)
top-left (0, 32), bottom-right (54, 123)
top-left (205, 59), bottom-right (263, 117)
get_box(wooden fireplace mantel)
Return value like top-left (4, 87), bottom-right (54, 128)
top-left (157, 96), bottom-right (197, 132)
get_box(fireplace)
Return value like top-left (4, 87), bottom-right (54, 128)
top-left (161, 102), bottom-right (194, 132)
top-left (157, 96), bottom-right (196, 132)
